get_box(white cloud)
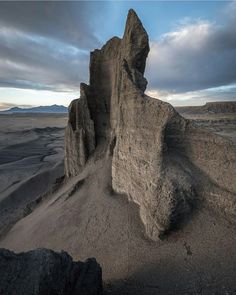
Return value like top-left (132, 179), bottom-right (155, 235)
top-left (147, 84), bottom-right (236, 106)
top-left (0, 26), bottom-right (89, 92)
top-left (146, 5), bottom-right (236, 93)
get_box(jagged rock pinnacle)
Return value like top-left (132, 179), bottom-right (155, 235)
top-left (65, 9), bottom-right (236, 240)
top-left (123, 9), bottom-right (149, 75)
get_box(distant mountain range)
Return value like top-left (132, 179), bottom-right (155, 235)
top-left (1, 104), bottom-right (68, 114)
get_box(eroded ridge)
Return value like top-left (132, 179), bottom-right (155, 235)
top-left (65, 9), bottom-right (236, 240)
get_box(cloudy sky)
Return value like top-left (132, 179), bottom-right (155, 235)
top-left (0, 0), bottom-right (236, 109)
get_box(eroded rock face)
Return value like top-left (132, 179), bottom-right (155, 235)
top-left (0, 248), bottom-right (102, 295)
top-left (65, 83), bottom-right (95, 177)
top-left (65, 9), bottom-right (236, 240)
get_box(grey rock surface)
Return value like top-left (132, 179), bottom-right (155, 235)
top-left (65, 9), bottom-right (236, 240)
top-left (0, 248), bottom-right (102, 295)
top-left (65, 83), bottom-right (95, 177)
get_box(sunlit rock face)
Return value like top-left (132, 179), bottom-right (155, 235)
top-left (65, 9), bottom-right (236, 240)
top-left (109, 10), bottom-right (194, 239)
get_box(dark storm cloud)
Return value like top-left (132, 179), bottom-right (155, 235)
top-left (0, 26), bottom-right (89, 91)
top-left (0, 1), bottom-right (102, 92)
top-left (1, 1), bottom-right (236, 96)
top-left (146, 1), bottom-right (236, 94)
top-left (0, 2), bottom-right (100, 49)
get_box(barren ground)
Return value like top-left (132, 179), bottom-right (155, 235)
top-left (0, 113), bottom-right (67, 236)
top-left (0, 112), bottom-right (235, 294)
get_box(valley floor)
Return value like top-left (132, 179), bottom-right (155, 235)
top-left (0, 114), bottom-right (67, 236)
top-left (0, 112), bottom-right (235, 294)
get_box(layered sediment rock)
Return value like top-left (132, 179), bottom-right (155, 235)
top-left (0, 248), bottom-right (102, 295)
top-left (176, 101), bottom-right (236, 115)
top-left (65, 9), bottom-right (236, 240)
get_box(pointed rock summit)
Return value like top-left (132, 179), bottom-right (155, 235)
top-left (65, 10), bottom-right (236, 240)
top-left (65, 9), bottom-right (149, 175)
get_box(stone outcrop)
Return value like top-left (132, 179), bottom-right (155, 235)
top-left (65, 83), bottom-right (95, 177)
top-left (204, 101), bottom-right (236, 113)
top-left (176, 101), bottom-right (236, 115)
top-left (65, 9), bottom-right (236, 240)
top-left (0, 248), bottom-right (102, 295)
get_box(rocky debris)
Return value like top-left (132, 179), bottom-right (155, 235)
top-left (65, 9), bottom-right (236, 240)
top-left (0, 248), bottom-right (102, 295)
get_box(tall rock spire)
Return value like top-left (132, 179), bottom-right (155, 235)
top-left (65, 9), bottom-right (236, 240)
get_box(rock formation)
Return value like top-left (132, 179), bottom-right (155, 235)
top-left (65, 83), bottom-right (95, 177)
top-left (65, 9), bottom-right (236, 240)
top-left (176, 101), bottom-right (236, 115)
top-left (203, 101), bottom-right (236, 113)
top-left (0, 248), bottom-right (102, 295)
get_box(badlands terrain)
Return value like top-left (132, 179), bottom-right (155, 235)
top-left (177, 102), bottom-right (236, 144)
top-left (1, 9), bottom-right (236, 295)
top-left (0, 114), bottom-right (67, 236)
top-left (0, 107), bottom-right (235, 294)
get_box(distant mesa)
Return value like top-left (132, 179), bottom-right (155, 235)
top-left (1, 104), bottom-right (68, 114)
top-left (176, 101), bottom-right (236, 115)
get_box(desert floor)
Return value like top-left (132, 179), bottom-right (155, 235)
top-left (0, 112), bottom-right (235, 295)
top-left (0, 113), bottom-right (67, 236)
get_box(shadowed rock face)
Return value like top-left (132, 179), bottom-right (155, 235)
top-left (65, 83), bottom-right (95, 177)
top-left (65, 9), bottom-right (236, 240)
top-left (0, 248), bottom-right (102, 295)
